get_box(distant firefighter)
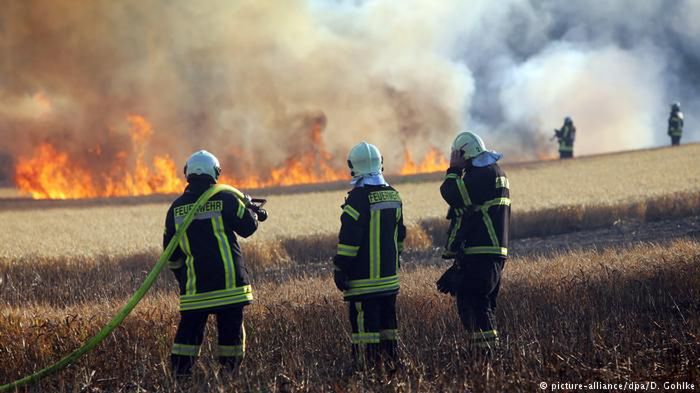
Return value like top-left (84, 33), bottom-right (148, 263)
top-left (333, 141), bottom-right (406, 371)
top-left (553, 116), bottom-right (576, 159)
top-left (668, 102), bottom-right (684, 146)
top-left (436, 131), bottom-right (510, 356)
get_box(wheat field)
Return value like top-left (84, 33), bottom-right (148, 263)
top-left (1, 145), bottom-right (700, 392)
top-left (1, 240), bottom-right (698, 392)
top-left (1, 144), bottom-right (699, 260)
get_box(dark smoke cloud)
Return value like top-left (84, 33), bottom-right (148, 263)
top-left (0, 0), bottom-right (698, 182)
top-left (460, 0), bottom-right (700, 156)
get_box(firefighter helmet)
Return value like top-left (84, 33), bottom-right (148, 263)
top-left (184, 150), bottom-right (221, 181)
top-left (564, 116), bottom-right (573, 125)
top-left (671, 102), bottom-right (681, 112)
top-left (347, 141), bottom-right (383, 177)
top-left (452, 131), bottom-right (486, 160)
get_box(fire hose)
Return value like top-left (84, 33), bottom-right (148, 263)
top-left (0, 184), bottom-right (262, 391)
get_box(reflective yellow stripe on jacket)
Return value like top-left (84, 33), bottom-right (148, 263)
top-left (337, 243), bottom-right (359, 257)
top-left (463, 197), bottom-right (510, 257)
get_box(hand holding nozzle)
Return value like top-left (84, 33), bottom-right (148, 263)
top-left (248, 197), bottom-right (268, 222)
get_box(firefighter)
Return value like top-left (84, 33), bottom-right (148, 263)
top-left (163, 150), bottom-right (261, 378)
top-left (333, 141), bottom-right (406, 370)
top-left (668, 102), bottom-right (684, 146)
top-left (436, 131), bottom-right (510, 354)
top-left (553, 116), bottom-right (576, 159)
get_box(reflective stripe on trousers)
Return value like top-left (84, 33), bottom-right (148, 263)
top-left (468, 329), bottom-right (500, 349)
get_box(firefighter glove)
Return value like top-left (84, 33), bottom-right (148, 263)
top-left (436, 264), bottom-right (462, 296)
top-left (449, 149), bottom-right (467, 169)
top-left (242, 194), bottom-right (253, 208)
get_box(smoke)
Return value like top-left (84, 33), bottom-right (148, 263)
top-left (463, 0), bottom-right (700, 157)
top-left (0, 0), bottom-right (698, 183)
top-left (497, 43), bottom-right (666, 156)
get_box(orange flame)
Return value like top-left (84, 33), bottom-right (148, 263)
top-left (399, 148), bottom-right (448, 175)
top-left (15, 144), bottom-right (100, 199)
top-left (219, 118), bottom-right (347, 188)
top-left (15, 115), bottom-right (184, 199)
top-left (15, 115), bottom-right (449, 199)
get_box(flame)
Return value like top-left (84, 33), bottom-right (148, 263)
top-left (14, 115), bottom-right (184, 199)
top-left (15, 115), bottom-right (449, 199)
top-left (399, 148), bottom-right (448, 175)
top-left (127, 114), bottom-right (154, 145)
top-left (219, 117), bottom-right (347, 188)
top-left (15, 144), bottom-right (100, 199)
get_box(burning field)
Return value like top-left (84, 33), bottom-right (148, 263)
top-left (12, 114), bottom-right (448, 200)
top-left (4, 0), bottom-right (700, 201)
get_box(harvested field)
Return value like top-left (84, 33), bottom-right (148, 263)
top-left (1, 239), bottom-right (698, 392)
top-left (1, 145), bottom-right (699, 260)
top-left (1, 145), bottom-right (700, 392)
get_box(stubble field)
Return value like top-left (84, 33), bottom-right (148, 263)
top-left (1, 144), bottom-right (700, 392)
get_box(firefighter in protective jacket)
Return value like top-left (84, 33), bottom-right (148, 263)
top-left (163, 150), bottom-right (260, 377)
top-left (437, 131), bottom-right (510, 353)
top-left (333, 141), bottom-right (406, 369)
top-left (554, 117), bottom-right (576, 159)
top-left (668, 102), bottom-right (684, 146)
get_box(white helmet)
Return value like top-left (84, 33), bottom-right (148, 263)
top-left (347, 141), bottom-right (382, 177)
top-left (183, 150), bottom-right (221, 181)
top-left (451, 131), bottom-right (486, 160)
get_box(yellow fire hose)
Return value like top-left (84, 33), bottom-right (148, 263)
top-left (0, 184), bottom-right (245, 392)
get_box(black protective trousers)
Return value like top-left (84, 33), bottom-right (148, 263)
top-left (455, 255), bottom-right (505, 349)
top-left (671, 135), bottom-right (681, 146)
top-left (171, 305), bottom-right (246, 375)
top-left (348, 294), bottom-right (398, 368)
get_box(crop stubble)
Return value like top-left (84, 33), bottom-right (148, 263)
top-left (0, 145), bottom-right (699, 391)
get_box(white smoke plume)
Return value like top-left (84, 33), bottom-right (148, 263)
top-left (0, 0), bottom-right (698, 183)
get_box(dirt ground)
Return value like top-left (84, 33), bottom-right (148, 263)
top-left (510, 214), bottom-right (700, 258)
top-left (257, 214), bottom-right (700, 283)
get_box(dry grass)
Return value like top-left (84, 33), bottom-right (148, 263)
top-left (422, 189), bottom-right (700, 246)
top-left (1, 144), bottom-right (700, 260)
top-left (1, 190), bottom-right (697, 274)
top-left (1, 145), bottom-right (699, 391)
top-left (1, 239), bottom-right (698, 391)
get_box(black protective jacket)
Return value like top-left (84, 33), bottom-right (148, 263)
top-left (440, 164), bottom-right (510, 258)
top-left (334, 184), bottom-right (406, 300)
top-left (668, 111), bottom-right (684, 136)
top-left (558, 123), bottom-right (576, 153)
top-left (164, 179), bottom-right (258, 312)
